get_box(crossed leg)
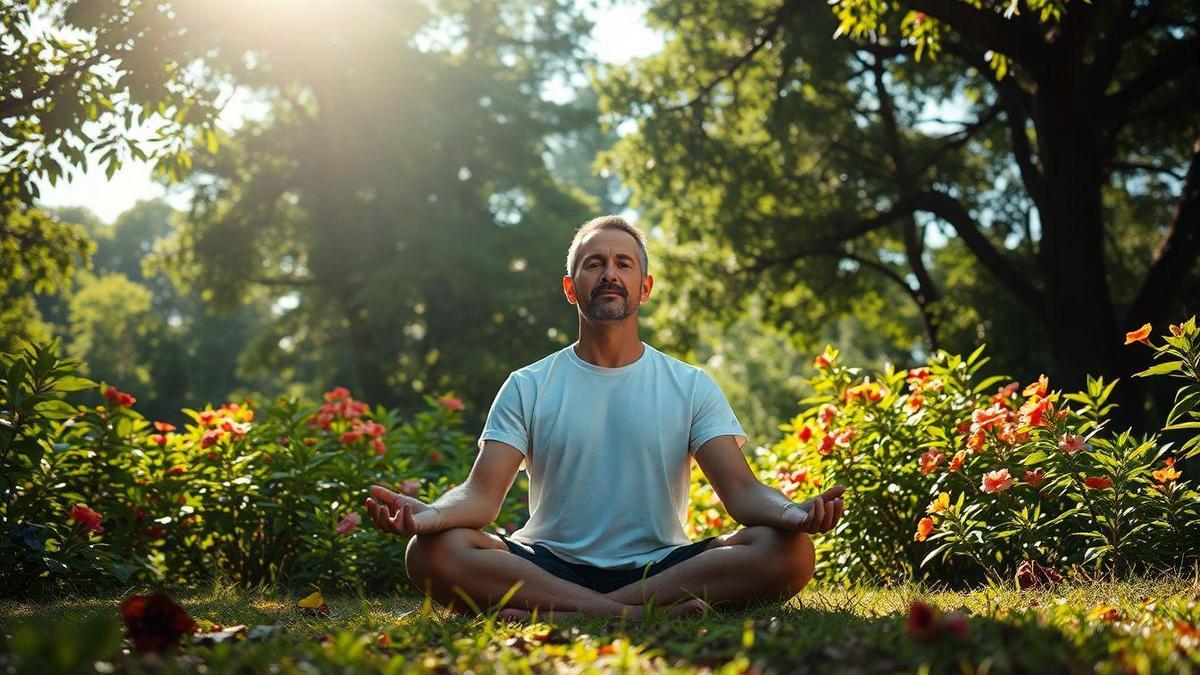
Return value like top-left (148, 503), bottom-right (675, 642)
top-left (404, 526), bottom-right (813, 620)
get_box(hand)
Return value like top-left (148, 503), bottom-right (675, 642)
top-left (783, 485), bottom-right (846, 534)
top-left (364, 485), bottom-right (445, 536)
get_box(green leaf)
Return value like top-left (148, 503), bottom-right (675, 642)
top-left (50, 375), bottom-right (96, 392)
top-left (1132, 361), bottom-right (1183, 378)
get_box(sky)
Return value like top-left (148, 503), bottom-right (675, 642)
top-left (33, 1), bottom-right (665, 224)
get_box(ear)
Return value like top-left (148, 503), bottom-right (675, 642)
top-left (562, 275), bottom-right (578, 305)
top-left (639, 274), bottom-right (654, 303)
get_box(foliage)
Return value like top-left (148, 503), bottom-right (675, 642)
top-left (0, 341), bottom-right (527, 594)
top-left (2, 581), bottom-right (1199, 673)
top-left (686, 321), bottom-right (1200, 585)
top-left (596, 0), bottom-right (1200, 426)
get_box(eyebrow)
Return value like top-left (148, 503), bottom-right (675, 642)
top-left (582, 253), bottom-right (637, 264)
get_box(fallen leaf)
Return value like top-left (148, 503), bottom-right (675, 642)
top-left (298, 591), bottom-right (330, 616)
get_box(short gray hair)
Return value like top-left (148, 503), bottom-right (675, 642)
top-left (565, 215), bottom-right (649, 277)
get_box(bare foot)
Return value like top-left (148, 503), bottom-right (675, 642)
top-left (665, 598), bottom-right (707, 618)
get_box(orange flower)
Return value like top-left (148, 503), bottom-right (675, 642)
top-left (1169, 323), bottom-right (1184, 336)
top-left (991, 382), bottom-right (1019, 403)
top-left (981, 468), bottom-right (1014, 494)
top-left (906, 393), bottom-right (924, 411)
top-left (200, 428), bottom-right (223, 449)
top-left (198, 410), bottom-right (218, 426)
top-left (1022, 374), bottom-right (1048, 398)
top-left (971, 404), bottom-right (1008, 434)
top-left (1083, 476), bottom-right (1112, 490)
top-left (437, 396), bottom-right (464, 411)
top-left (370, 437), bottom-right (387, 455)
top-left (1024, 469), bottom-right (1047, 488)
top-left (167, 466), bottom-right (186, 476)
top-left (818, 434), bottom-right (836, 456)
top-left (927, 492), bottom-right (950, 515)
top-left (324, 386), bottom-right (351, 402)
top-left (1152, 457), bottom-right (1181, 483)
top-left (340, 430), bottom-right (364, 444)
top-left (153, 421), bottom-right (176, 432)
top-left (919, 450), bottom-right (944, 475)
top-left (151, 434), bottom-right (168, 446)
top-left (1018, 396), bottom-right (1053, 427)
top-left (1124, 323), bottom-right (1151, 345)
top-left (948, 450), bottom-right (967, 473)
top-left (906, 367), bottom-right (930, 386)
top-left (914, 517), bottom-right (934, 542)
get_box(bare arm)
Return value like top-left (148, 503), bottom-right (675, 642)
top-left (365, 439), bottom-right (524, 535)
top-left (694, 435), bottom-right (845, 533)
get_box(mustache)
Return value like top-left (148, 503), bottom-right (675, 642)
top-left (592, 284), bottom-right (626, 298)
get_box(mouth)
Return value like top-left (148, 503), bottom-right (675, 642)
top-left (595, 289), bottom-right (624, 299)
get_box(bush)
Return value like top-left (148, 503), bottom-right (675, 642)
top-left (0, 340), bottom-right (529, 594)
top-left (686, 320), bottom-right (1200, 586)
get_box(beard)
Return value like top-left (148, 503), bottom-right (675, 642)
top-left (579, 286), bottom-right (636, 322)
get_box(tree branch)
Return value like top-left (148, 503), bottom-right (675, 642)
top-left (1124, 137), bottom-right (1200, 329)
top-left (905, 0), bottom-right (1047, 75)
top-left (1104, 34), bottom-right (1200, 120)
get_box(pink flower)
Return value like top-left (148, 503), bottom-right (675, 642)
top-left (981, 468), bottom-right (1014, 494)
top-left (437, 396), bottom-right (464, 412)
top-left (817, 404), bottom-right (838, 429)
top-left (398, 479), bottom-right (422, 495)
top-left (1024, 469), bottom-right (1047, 488)
top-left (1057, 434), bottom-right (1085, 453)
top-left (200, 428), bottom-right (224, 449)
top-left (370, 437), bottom-right (387, 455)
top-left (324, 387), bottom-right (351, 402)
top-left (336, 512), bottom-right (361, 536)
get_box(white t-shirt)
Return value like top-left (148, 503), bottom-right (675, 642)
top-left (478, 341), bottom-right (747, 569)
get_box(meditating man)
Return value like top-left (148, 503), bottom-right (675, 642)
top-left (364, 215), bottom-right (846, 619)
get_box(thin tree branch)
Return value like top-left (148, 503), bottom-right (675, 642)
top-left (905, 0), bottom-right (1047, 75)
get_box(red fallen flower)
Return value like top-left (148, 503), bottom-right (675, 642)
top-left (437, 396), bottom-right (465, 412)
top-left (104, 385), bottom-right (137, 408)
top-left (906, 601), bottom-right (937, 638)
top-left (1084, 476), bottom-right (1113, 490)
top-left (153, 421), bottom-right (177, 433)
top-left (1015, 560), bottom-right (1062, 590)
top-left (71, 504), bottom-right (104, 535)
top-left (120, 592), bottom-right (197, 653)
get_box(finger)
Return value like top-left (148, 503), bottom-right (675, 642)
top-left (370, 485), bottom-right (402, 508)
top-left (366, 500), bottom-right (379, 528)
top-left (822, 501), bottom-right (836, 531)
top-left (808, 498), bottom-right (824, 532)
top-left (405, 502), bottom-right (418, 533)
top-left (388, 504), bottom-right (406, 534)
top-left (821, 485), bottom-right (846, 501)
top-left (835, 498), bottom-right (845, 523)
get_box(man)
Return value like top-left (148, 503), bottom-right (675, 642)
top-left (365, 215), bottom-right (846, 619)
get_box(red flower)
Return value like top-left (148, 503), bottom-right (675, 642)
top-left (971, 404), bottom-right (1008, 434)
top-left (919, 450), bottom-right (943, 475)
top-left (370, 437), bottom-right (387, 455)
top-left (1024, 469), bottom-right (1047, 488)
top-left (437, 396), bottom-right (464, 412)
top-left (1084, 476), bottom-right (1113, 490)
top-left (198, 410), bottom-right (218, 426)
top-left (336, 512), bottom-right (361, 536)
top-left (340, 430), bottom-right (364, 444)
top-left (141, 524), bottom-right (166, 539)
top-left (324, 386), bottom-right (351, 402)
top-left (817, 404), bottom-right (838, 429)
top-left (104, 385), bottom-right (137, 408)
top-left (1057, 433), bottom-right (1085, 453)
top-left (362, 421), bottom-right (387, 438)
top-left (200, 428), bottom-right (223, 449)
top-left (167, 466), bottom-right (186, 476)
top-left (1124, 323), bottom-right (1151, 345)
top-left (151, 434), bottom-right (168, 446)
top-left (1018, 395), bottom-right (1053, 427)
top-left (795, 425), bottom-right (812, 442)
top-left (120, 592), bottom-right (197, 653)
top-left (948, 450), bottom-right (967, 473)
top-left (70, 504), bottom-right (104, 535)
top-left (906, 393), bottom-right (924, 411)
top-left (914, 517), bottom-right (934, 542)
top-left (906, 367), bottom-right (930, 386)
top-left (430, 449), bottom-right (443, 463)
top-left (153, 421), bottom-right (176, 432)
top-left (818, 434), bottom-right (836, 456)
top-left (981, 468), bottom-right (1014, 494)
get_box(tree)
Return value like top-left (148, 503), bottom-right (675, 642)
top-left (597, 0), bottom-right (1199, 428)
top-left (147, 0), bottom-right (609, 416)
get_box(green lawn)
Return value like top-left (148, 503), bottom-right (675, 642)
top-left (2, 578), bottom-right (1198, 673)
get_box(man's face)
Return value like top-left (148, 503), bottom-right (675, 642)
top-left (563, 228), bottom-right (653, 323)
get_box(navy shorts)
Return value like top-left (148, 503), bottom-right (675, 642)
top-left (494, 532), bottom-right (718, 594)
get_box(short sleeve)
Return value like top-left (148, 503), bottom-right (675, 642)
top-left (478, 373), bottom-right (530, 457)
top-left (689, 371), bottom-right (748, 453)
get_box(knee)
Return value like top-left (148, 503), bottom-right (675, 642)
top-left (405, 528), bottom-right (476, 586)
top-left (762, 528), bottom-right (814, 594)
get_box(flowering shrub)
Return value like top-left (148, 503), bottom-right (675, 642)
top-left (0, 340), bottom-right (528, 594)
top-left (686, 321), bottom-right (1200, 585)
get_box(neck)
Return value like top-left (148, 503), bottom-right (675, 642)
top-left (574, 318), bottom-right (644, 368)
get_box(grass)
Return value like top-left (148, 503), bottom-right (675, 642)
top-left (2, 577), bottom-right (1198, 674)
